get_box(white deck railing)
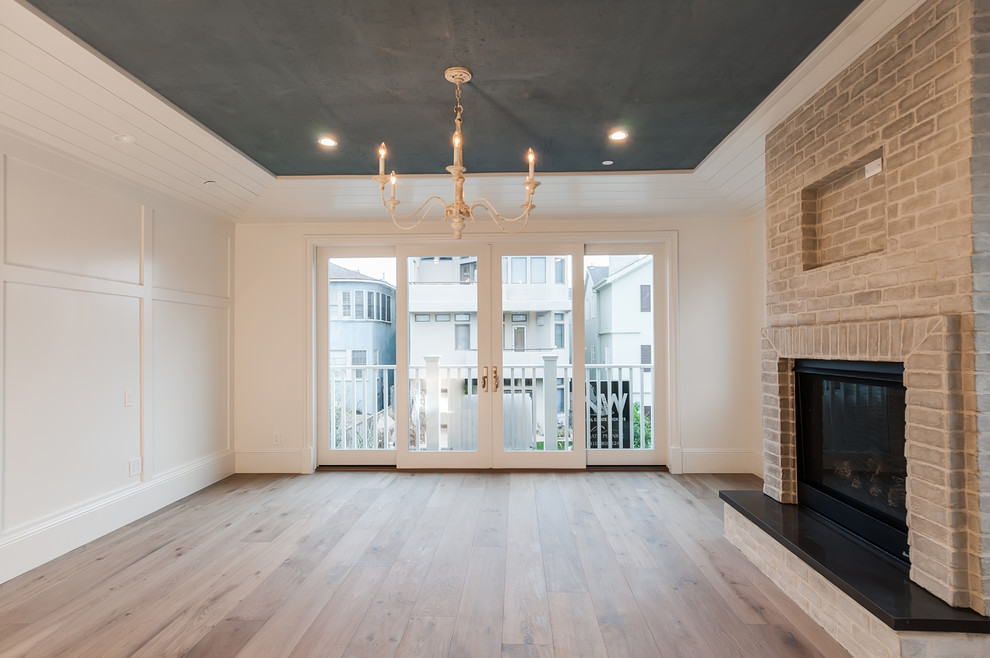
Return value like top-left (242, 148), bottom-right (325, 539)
top-left (330, 365), bottom-right (397, 450)
top-left (329, 361), bottom-right (653, 451)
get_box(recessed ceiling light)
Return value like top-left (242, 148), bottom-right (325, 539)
top-left (602, 160), bottom-right (614, 166)
top-left (113, 133), bottom-right (135, 144)
top-left (318, 136), bottom-right (338, 147)
top-left (608, 129), bottom-right (628, 141)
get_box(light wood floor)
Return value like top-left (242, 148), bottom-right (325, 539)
top-left (0, 471), bottom-right (850, 657)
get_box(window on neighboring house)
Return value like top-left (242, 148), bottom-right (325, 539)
top-left (454, 313), bottom-right (470, 322)
top-left (414, 314), bottom-right (430, 322)
top-left (385, 295), bottom-right (392, 323)
top-left (368, 291), bottom-right (376, 320)
top-left (455, 324), bottom-right (470, 350)
top-left (641, 344), bottom-right (652, 365)
top-left (512, 325), bottom-right (526, 351)
top-left (554, 322), bottom-right (565, 349)
top-left (329, 350), bottom-right (347, 366)
top-left (355, 291), bottom-right (365, 319)
top-left (460, 261), bottom-right (477, 283)
top-left (554, 257), bottom-right (566, 284)
top-left (351, 349), bottom-right (367, 377)
top-left (640, 284), bottom-right (651, 312)
top-left (342, 291), bottom-right (352, 318)
top-left (330, 290), bottom-right (339, 318)
top-left (511, 257), bottom-right (527, 284)
top-left (589, 345), bottom-right (597, 363)
top-left (435, 314), bottom-right (451, 322)
top-left (511, 313), bottom-right (528, 322)
top-left (531, 257), bottom-right (546, 284)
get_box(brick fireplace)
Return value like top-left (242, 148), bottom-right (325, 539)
top-left (724, 0), bottom-right (990, 655)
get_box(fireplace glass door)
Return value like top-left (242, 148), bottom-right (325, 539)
top-left (795, 359), bottom-right (909, 562)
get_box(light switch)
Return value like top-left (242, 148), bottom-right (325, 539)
top-left (124, 388), bottom-right (134, 407)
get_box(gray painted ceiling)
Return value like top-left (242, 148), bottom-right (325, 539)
top-left (27, 0), bottom-right (864, 176)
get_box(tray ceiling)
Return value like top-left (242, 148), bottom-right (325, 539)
top-left (25, 0), bottom-right (864, 176)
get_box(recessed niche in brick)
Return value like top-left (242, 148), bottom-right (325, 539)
top-left (801, 149), bottom-right (886, 270)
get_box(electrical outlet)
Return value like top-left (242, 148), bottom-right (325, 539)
top-left (124, 388), bottom-right (134, 407)
top-left (128, 457), bottom-right (142, 477)
top-left (273, 432), bottom-right (281, 446)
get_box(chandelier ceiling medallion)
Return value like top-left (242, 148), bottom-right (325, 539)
top-left (374, 66), bottom-right (540, 239)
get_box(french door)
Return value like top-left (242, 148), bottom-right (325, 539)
top-left (489, 244), bottom-right (585, 468)
top-left (316, 240), bottom-right (666, 469)
top-left (396, 244), bottom-right (495, 468)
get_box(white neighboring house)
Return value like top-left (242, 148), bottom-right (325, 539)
top-left (584, 255), bottom-right (653, 366)
top-left (406, 255), bottom-right (573, 449)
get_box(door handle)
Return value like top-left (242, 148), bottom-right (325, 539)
top-left (492, 366), bottom-right (499, 392)
top-left (481, 366), bottom-right (488, 392)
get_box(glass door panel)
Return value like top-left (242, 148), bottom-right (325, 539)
top-left (318, 240), bottom-right (669, 470)
top-left (317, 252), bottom-right (398, 465)
top-left (583, 250), bottom-right (665, 465)
top-left (398, 248), bottom-right (492, 468)
top-left (493, 246), bottom-right (584, 468)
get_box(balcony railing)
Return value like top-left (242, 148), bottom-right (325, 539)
top-left (330, 365), bottom-right (397, 450)
top-left (328, 361), bottom-right (653, 452)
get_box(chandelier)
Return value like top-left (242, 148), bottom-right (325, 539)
top-left (373, 66), bottom-right (540, 239)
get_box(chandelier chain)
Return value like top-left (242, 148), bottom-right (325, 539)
top-left (454, 82), bottom-right (463, 120)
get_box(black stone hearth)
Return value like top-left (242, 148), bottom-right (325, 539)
top-left (720, 490), bottom-right (990, 633)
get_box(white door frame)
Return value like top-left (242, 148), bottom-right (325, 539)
top-left (395, 243), bottom-right (494, 469)
top-left (315, 246), bottom-right (399, 466)
top-left (304, 230), bottom-right (679, 472)
top-left (490, 242), bottom-right (586, 469)
top-left (583, 242), bottom-right (670, 466)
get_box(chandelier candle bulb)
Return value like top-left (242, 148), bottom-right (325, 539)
top-left (453, 134), bottom-right (462, 167)
top-left (527, 148), bottom-right (535, 180)
top-left (390, 171), bottom-right (396, 200)
top-left (378, 143), bottom-right (386, 176)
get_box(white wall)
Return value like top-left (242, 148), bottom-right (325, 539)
top-left (675, 214), bottom-right (765, 474)
top-left (234, 217), bottom-right (765, 474)
top-left (0, 128), bottom-right (235, 583)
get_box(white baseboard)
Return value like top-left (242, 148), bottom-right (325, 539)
top-left (235, 450), bottom-right (310, 473)
top-left (681, 449), bottom-right (762, 475)
top-left (0, 452), bottom-right (234, 585)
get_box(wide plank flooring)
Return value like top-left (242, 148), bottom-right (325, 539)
top-left (0, 472), bottom-right (850, 657)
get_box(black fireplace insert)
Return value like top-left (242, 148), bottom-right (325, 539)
top-left (794, 359), bottom-right (908, 563)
